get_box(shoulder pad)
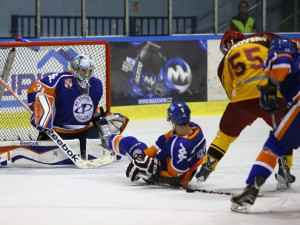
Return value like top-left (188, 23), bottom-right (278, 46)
top-left (40, 72), bottom-right (73, 87)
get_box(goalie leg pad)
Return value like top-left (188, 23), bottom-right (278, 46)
top-left (33, 93), bottom-right (55, 130)
top-left (0, 140), bottom-right (80, 167)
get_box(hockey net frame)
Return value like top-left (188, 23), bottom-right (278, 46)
top-left (0, 40), bottom-right (111, 141)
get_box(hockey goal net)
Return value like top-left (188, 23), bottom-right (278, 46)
top-left (0, 40), bottom-right (110, 141)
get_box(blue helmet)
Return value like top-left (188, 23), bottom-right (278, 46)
top-left (268, 39), bottom-right (296, 57)
top-left (167, 102), bottom-right (191, 125)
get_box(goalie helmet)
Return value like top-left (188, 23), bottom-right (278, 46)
top-left (70, 54), bottom-right (94, 88)
top-left (220, 30), bottom-right (244, 55)
top-left (167, 101), bottom-right (191, 125)
top-left (268, 38), bottom-right (296, 57)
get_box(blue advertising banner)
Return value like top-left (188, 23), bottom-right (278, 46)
top-left (110, 40), bottom-right (207, 106)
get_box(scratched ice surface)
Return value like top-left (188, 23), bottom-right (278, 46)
top-left (0, 115), bottom-right (299, 225)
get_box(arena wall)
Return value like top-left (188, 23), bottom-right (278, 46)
top-left (1, 34), bottom-right (300, 119)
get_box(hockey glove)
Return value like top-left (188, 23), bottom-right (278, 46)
top-left (259, 85), bottom-right (279, 113)
top-left (126, 161), bottom-right (141, 182)
top-left (126, 154), bottom-right (161, 182)
top-left (92, 108), bottom-right (129, 135)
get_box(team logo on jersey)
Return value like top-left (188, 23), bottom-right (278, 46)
top-left (236, 81), bottom-right (243, 88)
top-left (64, 78), bottom-right (73, 88)
top-left (48, 73), bottom-right (59, 83)
top-left (73, 95), bottom-right (94, 122)
top-left (177, 143), bottom-right (187, 164)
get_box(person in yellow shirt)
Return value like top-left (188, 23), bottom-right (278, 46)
top-left (196, 30), bottom-right (295, 189)
top-left (230, 1), bottom-right (258, 33)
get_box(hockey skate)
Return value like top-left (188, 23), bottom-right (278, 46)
top-left (275, 157), bottom-right (296, 190)
top-left (195, 157), bottom-right (216, 184)
top-left (231, 176), bottom-right (265, 213)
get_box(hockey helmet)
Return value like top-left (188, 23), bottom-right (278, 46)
top-left (70, 54), bottom-right (94, 88)
top-left (220, 30), bottom-right (244, 55)
top-left (167, 101), bottom-right (191, 125)
top-left (268, 38), bottom-right (296, 57)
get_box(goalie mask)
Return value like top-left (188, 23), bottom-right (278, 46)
top-left (70, 54), bottom-right (94, 89)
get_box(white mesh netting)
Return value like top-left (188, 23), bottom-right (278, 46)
top-left (0, 41), bottom-right (110, 141)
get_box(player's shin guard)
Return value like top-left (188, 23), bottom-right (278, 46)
top-left (246, 149), bottom-right (277, 185)
top-left (205, 130), bottom-right (237, 170)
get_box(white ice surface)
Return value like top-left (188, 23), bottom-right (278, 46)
top-left (0, 115), bottom-right (299, 225)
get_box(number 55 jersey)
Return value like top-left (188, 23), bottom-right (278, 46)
top-left (218, 32), bottom-right (283, 103)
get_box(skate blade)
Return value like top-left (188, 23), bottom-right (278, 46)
top-left (230, 202), bottom-right (251, 213)
top-left (196, 179), bottom-right (202, 188)
top-left (275, 173), bottom-right (291, 190)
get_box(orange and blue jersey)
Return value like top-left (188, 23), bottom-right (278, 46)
top-left (27, 71), bottom-right (103, 133)
top-left (264, 51), bottom-right (300, 103)
top-left (245, 51), bottom-right (300, 185)
top-left (108, 121), bottom-right (206, 186)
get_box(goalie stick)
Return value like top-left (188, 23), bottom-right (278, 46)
top-left (0, 77), bottom-right (114, 169)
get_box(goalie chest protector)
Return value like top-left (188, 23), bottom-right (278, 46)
top-left (28, 72), bottom-right (103, 131)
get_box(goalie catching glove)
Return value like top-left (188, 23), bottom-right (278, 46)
top-left (92, 108), bottom-right (129, 136)
top-left (126, 154), bottom-right (161, 182)
top-left (92, 108), bottom-right (129, 149)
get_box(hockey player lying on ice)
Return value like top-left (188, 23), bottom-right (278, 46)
top-left (27, 54), bottom-right (128, 159)
top-left (100, 102), bottom-right (206, 187)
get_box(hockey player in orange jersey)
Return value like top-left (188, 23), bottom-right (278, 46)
top-left (105, 102), bottom-right (206, 187)
top-left (196, 31), bottom-right (296, 188)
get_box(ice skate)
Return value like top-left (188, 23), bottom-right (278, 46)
top-left (275, 157), bottom-right (295, 190)
top-left (231, 176), bottom-right (265, 213)
top-left (196, 157), bottom-right (216, 184)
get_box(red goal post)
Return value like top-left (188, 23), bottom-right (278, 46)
top-left (0, 40), bottom-right (111, 141)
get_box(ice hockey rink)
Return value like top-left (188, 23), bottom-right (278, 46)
top-left (0, 115), bottom-right (299, 225)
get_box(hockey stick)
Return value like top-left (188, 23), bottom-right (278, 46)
top-left (137, 173), bottom-right (262, 196)
top-left (0, 48), bottom-right (16, 102)
top-left (185, 187), bottom-right (232, 195)
top-left (0, 77), bottom-right (114, 168)
top-left (185, 187), bottom-right (264, 197)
